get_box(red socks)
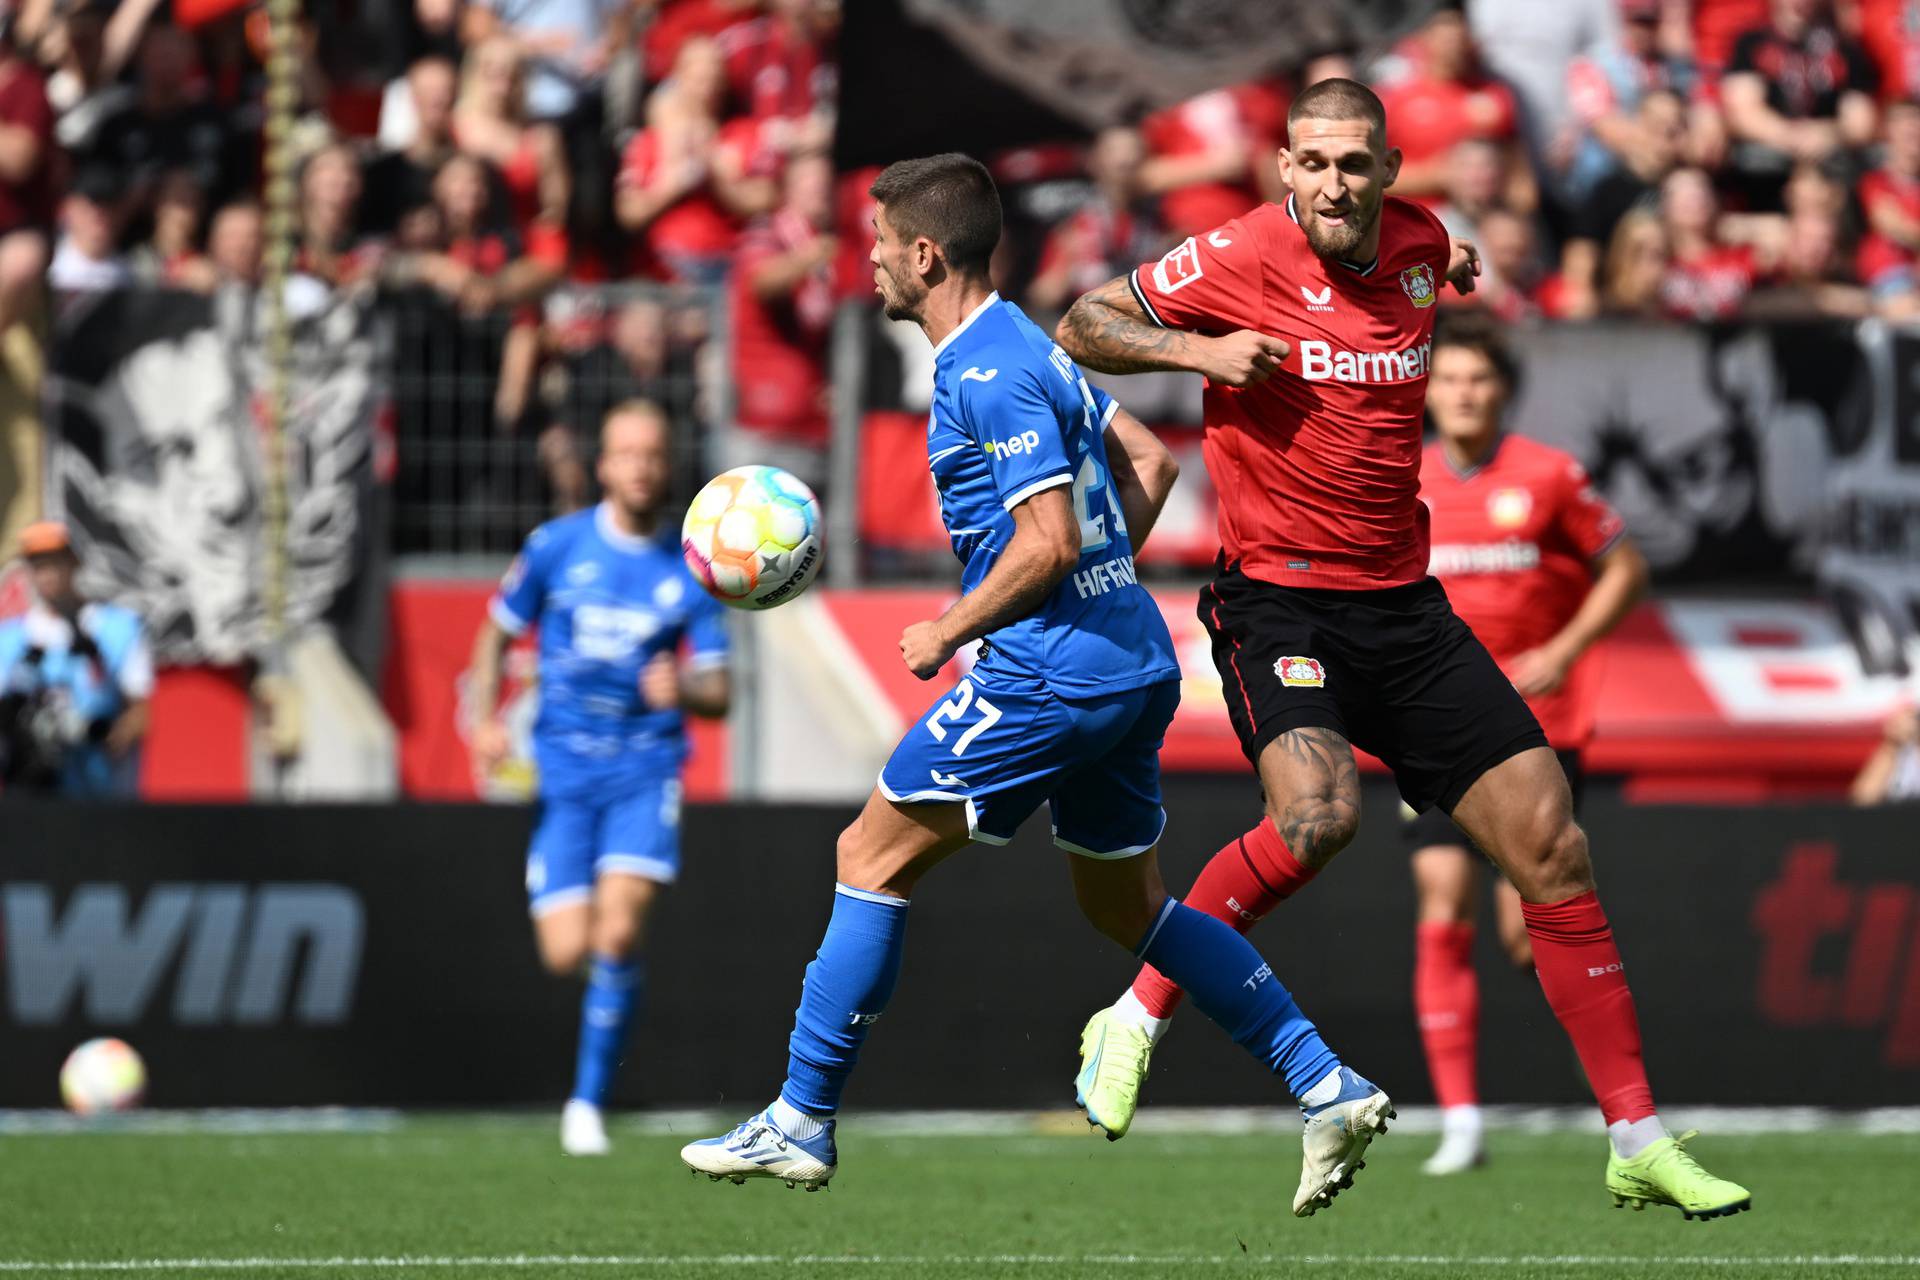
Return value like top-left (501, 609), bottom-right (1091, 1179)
top-left (1521, 889), bottom-right (1656, 1125)
top-left (1130, 822), bottom-right (1317, 1018)
top-left (1414, 921), bottom-right (1480, 1109)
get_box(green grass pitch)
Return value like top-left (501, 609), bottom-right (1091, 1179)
top-left (2, 1116), bottom-right (1917, 1278)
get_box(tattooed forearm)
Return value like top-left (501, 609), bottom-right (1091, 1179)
top-left (1055, 277), bottom-right (1209, 376)
top-left (1264, 726), bottom-right (1361, 869)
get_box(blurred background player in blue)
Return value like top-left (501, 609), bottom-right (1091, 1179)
top-left (466, 399), bottom-right (730, 1156)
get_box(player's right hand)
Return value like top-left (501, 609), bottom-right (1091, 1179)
top-left (471, 718), bottom-right (511, 771)
top-left (1200, 330), bottom-right (1291, 387)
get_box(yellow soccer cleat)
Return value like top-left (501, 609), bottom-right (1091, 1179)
top-left (1074, 1007), bottom-right (1156, 1141)
top-left (1606, 1130), bottom-right (1752, 1221)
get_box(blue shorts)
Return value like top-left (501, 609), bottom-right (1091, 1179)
top-left (526, 773), bottom-right (683, 915)
top-left (878, 674), bottom-right (1178, 858)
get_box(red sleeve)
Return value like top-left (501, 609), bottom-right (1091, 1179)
top-left (1128, 216), bottom-right (1266, 333)
top-left (1553, 456), bottom-right (1627, 561)
top-left (525, 219), bottom-right (569, 270)
top-left (618, 131), bottom-right (657, 191)
top-left (1566, 58), bottom-right (1616, 125)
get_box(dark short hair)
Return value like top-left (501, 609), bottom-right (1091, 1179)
top-left (1432, 314), bottom-right (1519, 390)
top-left (1288, 77), bottom-right (1388, 146)
top-left (868, 153), bottom-right (1001, 276)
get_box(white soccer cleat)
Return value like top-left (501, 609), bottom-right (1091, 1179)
top-left (561, 1099), bottom-right (611, 1156)
top-left (680, 1108), bottom-right (838, 1190)
top-left (1421, 1127), bottom-right (1486, 1176)
top-left (1293, 1067), bottom-right (1394, 1218)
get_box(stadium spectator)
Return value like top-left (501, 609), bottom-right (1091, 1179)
top-left (205, 198), bottom-right (263, 287)
top-left (89, 23), bottom-right (242, 216)
top-left (1658, 166), bottom-right (1760, 319)
top-left (366, 55), bottom-right (480, 241)
top-left (1852, 702), bottom-right (1920, 802)
top-left (294, 143), bottom-right (377, 292)
top-left (0, 22), bottom-right (52, 336)
top-left (453, 35), bottom-right (570, 237)
top-left (0, 521), bottom-right (151, 797)
top-left (1694, 0), bottom-right (1771, 73)
top-left (723, 148), bottom-right (835, 489)
top-left (1855, 97), bottom-right (1920, 311)
top-left (1431, 138), bottom-right (1507, 244)
top-left (1450, 206), bottom-right (1548, 323)
top-left (1465, 0), bottom-right (1621, 196)
top-left (1027, 126), bottom-right (1164, 315)
top-left (1561, 0), bottom-right (1709, 197)
top-left (1720, 0), bottom-right (1878, 206)
top-left (48, 166), bottom-right (130, 293)
top-left (1854, 0), bottom-right (1920, 104)
top-left (1598, 207), bottom-right (1671, 315)
top-left (548, 293), bottom-right (703, 497)
top-left (1375, 7), bottom-right (1534, 214)
top-left (129, 168), bottom-right (212, 288)
top-left (1138, 78), bottom-right (1286, 238)
top-left (36, 0), bottom-right (151, 157)
top-left (615, 35), bottom-right (779, 284)
top-left (716, 0), bottom-right (838, 124)
top-left (460, 0), bottom-right (629, 124)
top-left (1557, 87), bottom-right (1690, 318)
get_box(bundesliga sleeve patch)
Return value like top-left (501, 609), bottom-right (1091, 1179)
top-left (1151, 237), bottom-right (1204, 294)
top-left (1274, 656), bottom-right (1326, 687)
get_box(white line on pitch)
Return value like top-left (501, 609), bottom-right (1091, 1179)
top-left (4, 1256), bottom-right (1920, 1273)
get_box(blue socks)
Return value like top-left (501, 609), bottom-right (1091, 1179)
top-left (570, 954), bottom-right (644, 1107)
top-left (1134, 898), bottom-right (1341, 1100)
top-left (780, 885), bottom-right (911, 1117)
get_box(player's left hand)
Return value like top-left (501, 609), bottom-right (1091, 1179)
top-left (1509, 646), bottom-right (1570, 698)
top-left (640, 653), bottom-right (682, 710)
top-left (899, 620), bottom-right (956, 680)
top-left (1446, 237), bottom-right (1480, 297)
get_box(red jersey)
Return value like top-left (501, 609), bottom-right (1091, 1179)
top-left (730, 208), bottom-right (834, 445)
top-left (1128, 195), bottom-right (1450, 589)
top-left (1660, 243), bottom-right (1758, 320)
top-left (1856, 168), bottom-right (1920, 283)
top-left (618, 119), bottom-right (778, 276)
top-left (1139, 82), bottom-right (1285, 237)
top-left (1376, 74), bottom-right (1517, 209)
top-left (1419, 434), bottom-right (1626, 748)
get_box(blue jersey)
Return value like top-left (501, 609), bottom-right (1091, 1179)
top-left (928, 293), bottom-right (1179, 696)
top-left (490, 503), bottom-right (729, 798)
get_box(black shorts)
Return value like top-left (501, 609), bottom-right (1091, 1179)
top-left (1402, 749), bottom-right (1586, 854)
top-left (1198, 565), bottom-right (1548, 813)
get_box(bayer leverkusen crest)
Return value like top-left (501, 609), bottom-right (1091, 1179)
top-left (1274, 656), bottom-right (1326, 688)
top-left (1401, 263), bottom-right (1436, 309)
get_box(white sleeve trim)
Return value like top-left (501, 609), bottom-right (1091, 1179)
top-left (1128, 267), bottom-right (1169, 328)
top-left (1001, 472), bottom-right (1073, 511)
top-left (683, 649), bottom-right (730, 670)
top-left (117, 633), bottom-right (155, 700)
top-left (488, 596), bottom-right (532, 637)
top-left (1099, 397), bottom-right (1119, 428)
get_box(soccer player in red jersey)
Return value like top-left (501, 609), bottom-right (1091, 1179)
top-left (1408, 318), bottom-right (1649, 1176)
top-left (1055, 78), bottom-right (1751, 1219)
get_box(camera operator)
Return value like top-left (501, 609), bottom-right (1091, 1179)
top-left (0, 522), bottom-right (151, 796)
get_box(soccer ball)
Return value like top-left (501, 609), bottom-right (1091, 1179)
top-left (60, 1038), bottom-right (146, 1114)
top-left (681, 465), bottom-right (823, 610)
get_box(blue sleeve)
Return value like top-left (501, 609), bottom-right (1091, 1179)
top-left (1087, 383), bottom-right (1119, 432)
top-left (963, 367), bottom-right (1076, 512)
top-left (682, 569), bottom-right (730, 668)
top-left (490, 524), bottom-right (558, 635)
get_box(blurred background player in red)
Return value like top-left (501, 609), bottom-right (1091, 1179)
top-left (1410, 317), bottom-right (1649, 1175)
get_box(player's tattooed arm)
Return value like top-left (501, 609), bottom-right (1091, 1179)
top-left (1261, 727), bottom-right (1362, 870)
top-left (1056, 276), bottom-right (1290, 386)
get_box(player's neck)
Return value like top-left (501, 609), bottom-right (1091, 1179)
top-left (602, 501), bottom-right (658, 541)
top-left (919, 276), bottom-right (997, 352)
top-left (1442, 428), bottom-right (1501, 473)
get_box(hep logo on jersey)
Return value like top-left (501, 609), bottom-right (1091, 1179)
top-left (984, 429), bottom-right (1043, 460)
top-left (1274, 656), bottom-right (1326, 687)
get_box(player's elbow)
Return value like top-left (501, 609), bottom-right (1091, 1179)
top-left (1611, 539), bottom-right (1651, 603)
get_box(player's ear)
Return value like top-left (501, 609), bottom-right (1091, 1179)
top-left (1276, 146), bottom-right (1292, 188)
top-left (912, 235), bottom-right (937, 281)
top-left (1382, 146), bottom-right (1403, 189)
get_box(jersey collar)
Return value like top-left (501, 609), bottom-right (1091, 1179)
top-left (595, 502), bottom-right (658, 554)
top-left (1444, 431), bottom-right (1505, 481)
top-left (1286, 195), bottom-right (1379, 277)
top-left (932, 290), bottom-right (1001, 360)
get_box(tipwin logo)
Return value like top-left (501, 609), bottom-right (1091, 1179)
top-left (1300, 285), bottom-right (1334, 313)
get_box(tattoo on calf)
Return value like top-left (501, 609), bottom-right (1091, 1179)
top-left (1271, 727), bottom-right (1361, 869)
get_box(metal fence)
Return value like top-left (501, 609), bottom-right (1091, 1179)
top-left (386, 280), bottom-right (727, 558)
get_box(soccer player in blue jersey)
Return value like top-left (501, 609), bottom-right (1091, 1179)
top-left (468, 399), bottom-right (731, 1157)
top-left (680, 154), bottom-right (1390, 1218)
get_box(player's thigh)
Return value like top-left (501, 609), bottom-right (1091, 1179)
top-left (837, 785), bottom-right (976, 898)
top-left (1411, 844), bottom-right (1481, 925)
top-left (527, 797), bottom-right (598, 970)
top-left (877, 673), bottom-right (1067, 848)
top-left (1198, 570), bottom-right (1356, 776)
top-left (1048, 680), bottom-right (1180, 861)
top-left (1449, 746), bottom-right (1592, 903)
top-left (1370, 581), bottom-right (1547, 818)
top-left (594, 773), bottom-right (684, 888)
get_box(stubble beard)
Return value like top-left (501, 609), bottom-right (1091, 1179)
top-left (1302, 203), bottom-right (1373, 262)
top-left (880, 264), bottom-right (925, 323)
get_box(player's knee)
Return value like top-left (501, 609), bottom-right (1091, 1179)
top-left (1269, 798), bottom-right (1358, 868)
top-left (538, 935), bottom-right (588, 977)
top-left (1530, 816), bottom-right (1594, 898)
top-left (591, 916), bottom-right (643, 960)
top-left (1078, 890), bottom-right (1158, 950)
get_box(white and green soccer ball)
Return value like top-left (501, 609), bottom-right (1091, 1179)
top-left (60, 1038), bottom-right (147, 1114)
top-left (681, 465), bottom-right (823, 610)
